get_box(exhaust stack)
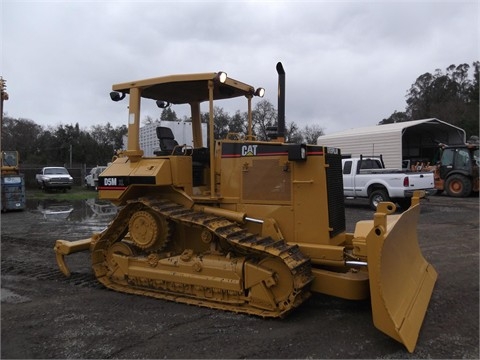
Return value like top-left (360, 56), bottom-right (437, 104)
top-left (276, 62), bottom-right (286, 142)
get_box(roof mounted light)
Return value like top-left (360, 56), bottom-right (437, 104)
top-left (254, 87), bottom-right (265, 97)
top-left (215, 71), bottom-right (227, 83)
top-left (156, 100), bottom-right (171, 108)
top-left (110, 91), bottom-right (126, 102)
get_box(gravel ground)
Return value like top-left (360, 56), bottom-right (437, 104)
top-left (1, 194), bottom-right (478, 359)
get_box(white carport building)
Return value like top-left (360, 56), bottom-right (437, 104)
top-left (317, 118), bottom-right (466, 169)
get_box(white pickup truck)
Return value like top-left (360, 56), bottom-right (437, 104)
top-left (84, 165), bottom-right (107, 190)
top-left (342, 156), bottom-right (435, 210)
top-left (36, 167), bottom-right (74, 192)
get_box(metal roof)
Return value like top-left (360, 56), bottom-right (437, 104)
top-left (319, 118), bottom-right (465, 139)
top-left (317, 118), bottom-right (467, 168)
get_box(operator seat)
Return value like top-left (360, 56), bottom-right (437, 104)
top-left (154, 126), bottom-right (181, 155)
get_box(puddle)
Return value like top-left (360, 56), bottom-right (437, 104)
top-left (27, 198), bottom-right (118, 223)
top-left (1, 288), bottom-right (31, 304)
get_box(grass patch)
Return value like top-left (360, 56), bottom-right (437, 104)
top-left (26, 186), bottom-right (98, 201)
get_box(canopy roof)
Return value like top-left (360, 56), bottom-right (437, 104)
top-left (320, 118), bottom-right (465, 142)
top-left (112, 72), bottom-right (256, 104)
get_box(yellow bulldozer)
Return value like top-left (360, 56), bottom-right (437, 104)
top-left (54, 63), bottom-right (437, 352)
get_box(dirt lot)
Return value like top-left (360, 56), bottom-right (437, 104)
top-left (1, 194), bottom-right (478, 359)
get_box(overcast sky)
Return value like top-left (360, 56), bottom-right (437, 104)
top-left (2, 0), bottom-right (479, 135)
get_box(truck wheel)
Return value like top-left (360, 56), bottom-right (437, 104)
top-left (445, 174), bottom-right (472, 197)
top-left (369, 189), bottom-right (389, 210)
top-left (396, 198), bottom-right (412, 210)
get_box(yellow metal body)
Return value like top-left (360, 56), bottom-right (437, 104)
top-left (54, 67), bottom-right (437, 352)
top-left (1, 150), bottom-right (20, 175)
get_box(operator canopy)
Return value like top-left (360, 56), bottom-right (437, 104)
top-left (111, 72), bottom-right (263, 104)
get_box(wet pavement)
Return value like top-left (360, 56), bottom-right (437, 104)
top-left (1, 194), bottom-right (478, 359)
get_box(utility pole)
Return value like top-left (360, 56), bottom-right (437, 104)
top-left (0, 77), bottom-right (9, 151)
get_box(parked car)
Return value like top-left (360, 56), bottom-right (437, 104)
top-left (85, 166), bottom-right (107, 190)
top-left (36, 167), bottom-right (74, 192)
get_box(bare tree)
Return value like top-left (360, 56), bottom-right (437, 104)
top-left (142, 115), bottom-right (155, 125)
top-left (302, 124), bottom-right (325, 144)
top-left (252, 99), bottom-right (277, 141)
top-left (285, 121), bottom-right (303, 143)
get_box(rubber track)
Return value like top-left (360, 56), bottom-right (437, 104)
top-left (91, 197), bottom-right (314, 317)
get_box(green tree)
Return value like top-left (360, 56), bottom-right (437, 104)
top-left (34, 128), bottom-right (56, 164)
top-left (51, 123), bottom-right (86, 166)
top-left (379, 111), bottom-right (409, 125)
top-left (210, 106), bottom-right (231, 140)
top-left (1, 117), bottom-right (43, 162)
top-left (89, 122), bottom-right (127, 164)
top-left (463, 61), bottom-right (479, 137)
top-left (75, 131), bottom-right (98, 165)
top-left (160, 108), bottom-right (178, 122)
top-left (381, 61), bottom-right (479, 138)
top-left (2, 116), bottom-right (127, 166)
top-left (229, 111), bottom-right (248, 136)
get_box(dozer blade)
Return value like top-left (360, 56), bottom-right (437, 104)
top-left (54, 238), bottom-right (93, 277)
top-left (366, 202), bottom-right (437, 353)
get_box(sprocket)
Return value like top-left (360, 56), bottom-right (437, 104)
top-left (128, 210), bottom-right (172, 251)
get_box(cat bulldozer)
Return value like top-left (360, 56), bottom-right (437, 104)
top-left (54, 63), bottom-right (437, 352)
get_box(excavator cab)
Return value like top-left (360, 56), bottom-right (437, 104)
top-left (437, 142), bottom-right (479, 196)
top-left (54, 63), bottom-right (436, 353)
